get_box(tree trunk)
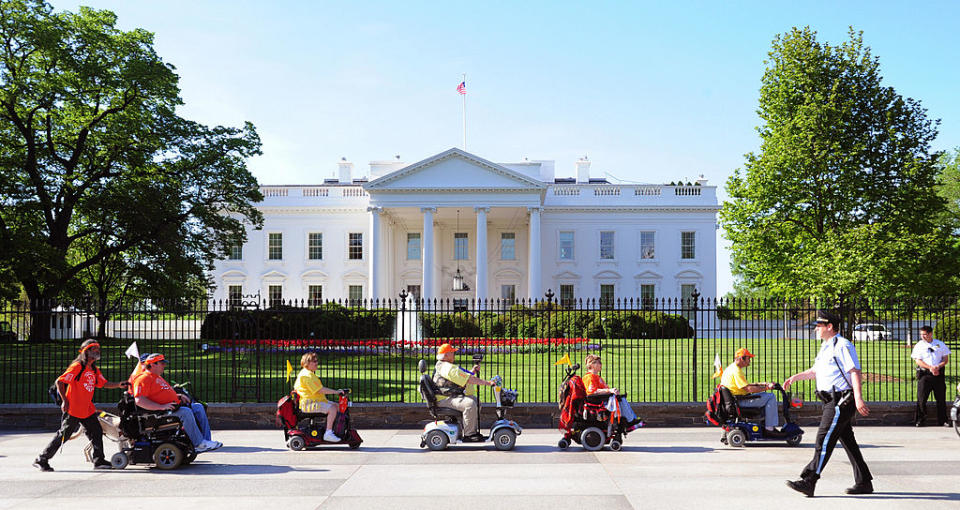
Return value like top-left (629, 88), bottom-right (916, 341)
top-left (27, 297), bottom-right (53, 342)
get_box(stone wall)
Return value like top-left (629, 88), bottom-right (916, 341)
top-left (0, 401), bottom-right (937, 431)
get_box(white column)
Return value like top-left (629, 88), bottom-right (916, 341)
top-left (367, 206), bottom-right (382, 303)
top-left (421, 207), bottom-right (436, 305)
top-left (475, 207), bottom-right (489, 304)
top-left (527, 206), bottom-right (542, 299)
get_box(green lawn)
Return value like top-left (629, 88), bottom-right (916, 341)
top-left (0, 337), bottom-right (955, 406)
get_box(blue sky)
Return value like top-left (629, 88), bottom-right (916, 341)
top-left (50, 1), bottom-right (960, 295)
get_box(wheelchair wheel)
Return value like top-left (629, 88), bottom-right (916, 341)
top-left (493, 428), bottom-right (516, 451)
top-left (609, 440), bottom-right (623, 451)
top-left (110, 452), bottom-right (129, 470)
top-left (287, 435), bottom-right (307, 451)
top-left (424, 430), bottom-right (449, 451)
top-left (153, 442), bottom-right (184, 470)
top-left (786, 434), bottom-right (802, 447)
top-left (580, 427), bottom-right (606, 451)
top-left (558, 438), bottom-right (570, 450)
top-left (726, 429), bottom-right (746, 448)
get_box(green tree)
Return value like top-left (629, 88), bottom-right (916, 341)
top-left (0, 0), bottom-right (263, 340)
top-left (935, 148), bottom-right (960, 229)
top-left (721, 27), bottom-right (960, 301)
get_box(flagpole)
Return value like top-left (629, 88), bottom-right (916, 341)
top-left (461, 73), bottom-right (467, 150)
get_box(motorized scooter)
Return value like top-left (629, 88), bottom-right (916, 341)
top-left (951, 381), bottom-right (960, 439)
top-left (417, 358), bottom-right (522, 451)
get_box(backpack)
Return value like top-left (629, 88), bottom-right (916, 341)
top-left (276, 393), bottom-right (298, 429)
top-left (558, 375), bottom-right (586, 430)
top-left (704, 385), bottom-right (725, 426)
top-left (48, 362), bottom-right (97, 406)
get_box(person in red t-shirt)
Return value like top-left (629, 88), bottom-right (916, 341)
top-left (582, 354), bottom-right (643, 431)
top-left (34, 339), bottom-right (128, 472)
top-left (132, 353), bottom-right (221, 452)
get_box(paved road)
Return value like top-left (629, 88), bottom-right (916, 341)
top-left (1, 426), bottom-right (959, 509)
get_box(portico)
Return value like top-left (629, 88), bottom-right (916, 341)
top-left (364, 148), bottom-right (547, 302)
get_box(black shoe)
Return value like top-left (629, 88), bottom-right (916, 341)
top-left (845, 482), bottom-right (873, 495)
top-left (33, 458), bottom-right (53, 472)
top-left (462, 433), bottom-right (486, 443)
top-left (93, 461), bottom-right (112, 470)
top-left (786, 479), bottom-right (815, 497)
top-left (764, 428), bottom-right (788, 438)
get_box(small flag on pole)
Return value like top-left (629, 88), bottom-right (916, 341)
top-left (285, 360), bottom-right (294, 383)
top-left (554, 353), bottom-right (571, 366)
top-left (124, 341), bottom-right (139, 360)
top-left (711, 352), bottom-right (723, 379)
top-left (456, 80), bottom-right (466, 95)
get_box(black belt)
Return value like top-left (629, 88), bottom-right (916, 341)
top-left (816, 390), bottom-right (852, 403)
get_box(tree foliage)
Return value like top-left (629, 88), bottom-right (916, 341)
top-left (721, 27), bottom-right (960, 300)
top-left (0, 0), bottom-right (264, 335)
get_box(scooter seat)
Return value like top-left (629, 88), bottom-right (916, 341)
top-left (431, 408), bottom-right (461, 421)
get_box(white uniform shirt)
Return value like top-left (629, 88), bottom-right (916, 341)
top-left (812, 334), bottom-right (861, 392)
top-left (911, 339), bottom-right (951, 368)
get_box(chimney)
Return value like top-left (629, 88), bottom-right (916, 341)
top-left (338, 158), bottom-right (353, 184)
top-left (696, 174), bottom-right (708, 186)
top-left (576, 156), bottom-right (591, 183)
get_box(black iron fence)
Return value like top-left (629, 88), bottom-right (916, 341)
top-left (1, 295), bottom-right (957, 405)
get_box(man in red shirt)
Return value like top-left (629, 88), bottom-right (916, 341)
top-left (132, 353), bottom-right (221, 452)
top-left (34, 339), bottom-right (128, 472)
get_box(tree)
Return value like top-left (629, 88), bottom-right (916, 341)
top-left (935, 148), bottom-right (960, 229)
top-left (0, 0), bottom-right (263, 340)
top-left (721, 27), bottom-right (960, 302)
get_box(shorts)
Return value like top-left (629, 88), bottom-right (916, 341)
top-left (300, 398), bottom-right (336, 414)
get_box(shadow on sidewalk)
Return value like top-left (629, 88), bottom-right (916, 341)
top-left (617, 446), bottom-right (715, 453)
top-left (216, 446), bottom-right (288, 453)
top-left (821, 492), bottom-right (960, 501)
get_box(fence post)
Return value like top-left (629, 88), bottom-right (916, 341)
top-left (690, 288), bottom-right (700, 401)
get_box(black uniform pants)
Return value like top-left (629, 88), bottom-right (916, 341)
top-left (916, 371), bottom-right (947, 425)
top-left (38, 413), bottom-right (105, 463)
top-left (800, 395), bottom-right (872, 485)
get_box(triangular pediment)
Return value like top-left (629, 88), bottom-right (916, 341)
top-left (365, 148), bottom-right (546, 191)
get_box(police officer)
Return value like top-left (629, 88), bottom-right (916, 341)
top-left (783, 311), bottom-right (873, 497)
top-left (912, 325), bottom-right (951, 427)
top-left (433, 343), bottom-right (496, 442)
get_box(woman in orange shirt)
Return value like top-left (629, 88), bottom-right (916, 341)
top-left (583, 354), bottom-right (642, 431)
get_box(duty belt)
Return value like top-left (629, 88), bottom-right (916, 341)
top-left (816, 389), bottom-right (853, 404)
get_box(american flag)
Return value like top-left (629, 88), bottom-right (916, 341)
top-left (456, 81), bottom-right (466, 95)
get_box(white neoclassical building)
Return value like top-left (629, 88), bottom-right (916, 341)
top-left (210, 148), bottom-right (718, 306)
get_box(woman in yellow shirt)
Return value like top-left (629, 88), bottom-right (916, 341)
top-left (293, 352), bottom-right (342, 442)
top-left (583, 354), bottom-right (642, 431)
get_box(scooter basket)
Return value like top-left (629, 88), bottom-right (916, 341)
top-left (500, 389), bottom-right (518, 407)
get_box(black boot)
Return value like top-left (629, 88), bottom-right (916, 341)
top-left (786, 479), bottom-right (816, 497)
top-left (845, 481), bottom-right (873, 495)
top-left (33, 457), bottom-right (54, 472)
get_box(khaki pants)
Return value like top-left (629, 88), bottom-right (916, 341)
top-left (436, 395), bottom-right (480, 436)
top-left (300, 398), bottom-right (335, 414)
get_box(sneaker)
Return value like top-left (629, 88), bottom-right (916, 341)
top-left (196, 440), bottom-right (222, 452)
top-left (322, 431), bottom-right (341, 442)
top-left (845, 482), bottom-right (874, 495)
top-left (625, 421), bottom-right (645, 432)
top-left (93, 461), bottom-right (112, 470)
top-left (32, 458), bottom-right (53, 472)
top-left (462, 433), bottom-right (486, 443)
top-left (786, 479), bottom-right (816, 497)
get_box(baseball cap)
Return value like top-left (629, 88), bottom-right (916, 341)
top-left (735, 347), bottom-right (755, 358)
top-left (437, 343), bottom-right (456, 355)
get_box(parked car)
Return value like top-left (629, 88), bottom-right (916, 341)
top-left (852, 323), bottom-right (890, 341)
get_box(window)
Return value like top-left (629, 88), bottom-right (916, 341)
top-left (268, 233), bottom-right (283, 260)
top-left (308, 285), bottom-right (322, 307)
top-left (640, 284), bottom-right (655, 310)
top-left (681, 231), bottom-right (696, 259)
top-left (559, 231), bottom-right (574, 260)
top-left (406, 285), bottom-right (421, 300)
top-left (600, 231), bottom-right (615, 260)
top-left (349, 233), bottom-right (363, 260)
top-left (228, 243), bottom-right (243, 260)
top-left (600, 284), bottom-right (615, 309)
top-left (268, 285), bottom-right (282, 308)
top-left (454, 233), bottom-right (468, 260)
top-left (640, 231), bottom-right (655, 259)
top-left (560, 284), bottom-right (575, 308)
top-left (348, 285), bottom-right (363, 306)
top-left (228, 285), bottom-right (242, 308)
top-left (501, 284), bottom-right (516, 304)
top-left (308, 233), bottom-right (322, 260)
top-left (500, 232), bottom-right (515, 260)
top-left (407, 233), bottom-right (421, 260)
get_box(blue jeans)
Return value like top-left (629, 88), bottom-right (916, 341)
top-left (173, 406), bottom-right (203, 446)
top-left (737, 392), bottom-right (779, 428)
top-left (617, 396), bottom-right (638, 423)
top-left (189, 402), bottom-right (212, 441)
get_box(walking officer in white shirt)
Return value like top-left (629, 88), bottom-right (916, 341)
top-left (912, 325), bottom-right (951, 427)
top-left (783, 310), bottom-right (873, 497)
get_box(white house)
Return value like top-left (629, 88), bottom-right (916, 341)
top-left (210, 148), bottom-right (718, 306)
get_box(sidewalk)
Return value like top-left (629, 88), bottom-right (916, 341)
top-left (1, 427), bottom-right (958, 510)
